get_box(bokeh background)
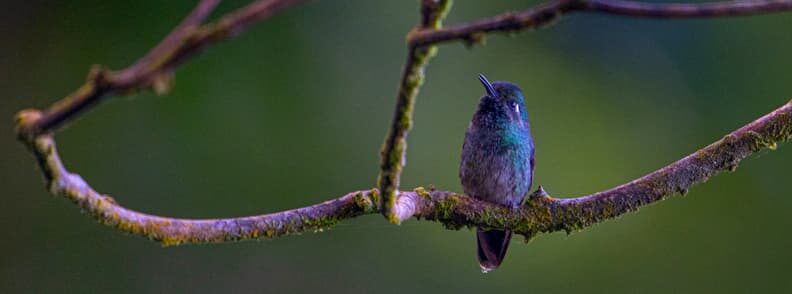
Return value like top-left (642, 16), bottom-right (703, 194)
top-left (2, 0), bottom-right (791, 292)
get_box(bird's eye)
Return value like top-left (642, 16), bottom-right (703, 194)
top-left (513, 103), bottom-right (520, 114)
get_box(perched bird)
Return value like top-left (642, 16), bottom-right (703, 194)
top-left (460, 74), bottom-right (535, 273)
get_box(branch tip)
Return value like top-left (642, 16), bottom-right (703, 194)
top-left (528, 186), bottom-right (550, 200)
top-left (151, 72), bottom-right (175, 96)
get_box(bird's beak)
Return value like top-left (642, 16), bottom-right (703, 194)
top-left (478, 74), bottom-right (497, 97)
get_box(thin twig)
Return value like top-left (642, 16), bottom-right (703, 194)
top-left (15, 0), bottom-right (305, 141)
top-left (124, 0), bottom-right (221, 78)
top-left (409, 0), bottom-right (792, 46)
top-left (377, 0), bottom-right (451, 223)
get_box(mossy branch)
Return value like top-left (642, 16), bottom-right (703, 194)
top-left (12, 101), bottom-right (791, 245)
top-left (378, 0), bottom-right (451, 224)
top-left (12, 0), bottom-right (792, 247)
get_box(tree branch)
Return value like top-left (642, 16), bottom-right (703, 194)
top-left (378, 0), bottom-right (451, 223)
top-left (409, 0), bottom-right (792, 46)
top-left (15, 0), bottom-right (305, 141)
top-left (19, 134), bottom-right (378, 246)
top-left (12, 0), bottom-right (792, 247)
top-left (13, 101), bottom-right (791, 245)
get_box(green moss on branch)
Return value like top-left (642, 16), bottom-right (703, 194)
top-left (377, 0), bottom-right (452, 224)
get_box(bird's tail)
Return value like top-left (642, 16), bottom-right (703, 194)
top-left (476, 229), bottom-right (512, 273)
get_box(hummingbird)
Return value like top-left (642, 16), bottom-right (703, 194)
top-left (460, 74), bottom-right (535, 273)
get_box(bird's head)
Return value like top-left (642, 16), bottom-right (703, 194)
top-left (478, 74), bottom-right (529, 124)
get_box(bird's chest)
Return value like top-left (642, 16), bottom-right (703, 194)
top-left (460, 125), bottom-right (533, 207)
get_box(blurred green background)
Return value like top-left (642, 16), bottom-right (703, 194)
top-left (2, 0), bottom-right (791, 293)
